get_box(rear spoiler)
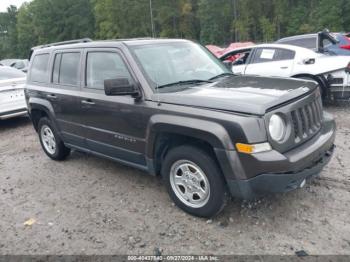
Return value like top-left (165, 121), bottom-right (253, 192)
top-left (28, 38), bottom-right (92, 61)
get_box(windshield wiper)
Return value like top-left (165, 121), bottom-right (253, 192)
top-left (157, 79), bottom-right (213, 89)
top-left (209, 72), bottom-right (234, 81)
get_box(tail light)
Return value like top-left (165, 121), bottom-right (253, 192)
top-left (340, 45), bottom-right (350, 50)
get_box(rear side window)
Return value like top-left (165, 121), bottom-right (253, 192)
top-left (86, 52), bottom-right (133, 90)
top-left (274, 49), bottom-right (295, 60)
top-left (31, 54), bottom-right (49, 83)
top-left (251, 48), bottom-right (295, 63)
top-left (59, 52), bottom-right (81, 86)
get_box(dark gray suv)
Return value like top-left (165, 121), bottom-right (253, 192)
top-left (25, 38), bottom-right (336, 217)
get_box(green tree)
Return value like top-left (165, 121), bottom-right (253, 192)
top-left (93, 0), bottom-right (151, 39)
top-left (0, 6), bottom-right (19, 58)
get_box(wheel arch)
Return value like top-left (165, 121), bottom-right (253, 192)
top-left (292, 73), bottom-right (329, 98)
top-left (146, 115), bottom-right (234, 176)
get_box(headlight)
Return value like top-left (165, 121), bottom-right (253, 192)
top-left (269, 114), bottom-right (286, 142)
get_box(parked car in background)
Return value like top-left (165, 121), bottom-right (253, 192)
top-left (0, 66), bottom-right (27, 120)
top-left (276, 30), bottom-right (350, 56)
top-left (220, 44), bottom-right (350, 101)
top-left (0, 59), bottom-right (29, 73)
top-left (206, 42), bottom-right (254, 61)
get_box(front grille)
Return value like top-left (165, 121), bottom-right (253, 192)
top-left (290, 96), bottom-right (323, 143)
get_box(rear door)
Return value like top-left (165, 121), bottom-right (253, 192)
top-left (48, 50), bottom-right (85, 147)
top-left (244, 47), bottom-right (295, 77)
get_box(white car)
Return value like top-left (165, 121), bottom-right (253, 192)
top-left (219, 44), bottom-right (350, 101)
top-left (0, 66), bottom-right (27, 120)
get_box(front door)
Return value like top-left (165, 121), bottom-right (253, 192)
top-left (78, 48), bottom-right (149, 168)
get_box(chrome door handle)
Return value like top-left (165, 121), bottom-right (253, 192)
top-left (81, 99), bottom-right (95, 105)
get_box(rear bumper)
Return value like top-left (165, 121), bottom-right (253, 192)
top-left (218, 112), bottom-right (336, 199)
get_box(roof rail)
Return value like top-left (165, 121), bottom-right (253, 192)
top-left (31, 38), bottom-right (93, 50)
top-left (29, 38), bottom-right (92, 60)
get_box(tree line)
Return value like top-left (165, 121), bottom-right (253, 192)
top-left (0, 0), bottom-right (349, 59)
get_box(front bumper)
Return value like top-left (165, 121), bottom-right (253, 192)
top-left (218, 112), bottom-right (336, 199)
top-left (227, 144), bottom-right (334, 199)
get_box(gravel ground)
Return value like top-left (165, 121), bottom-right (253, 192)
top-left (0, 105), bottom-right (349, 255)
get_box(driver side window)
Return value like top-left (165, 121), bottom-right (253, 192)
top-left (86, 51), bottom-right (133, 90)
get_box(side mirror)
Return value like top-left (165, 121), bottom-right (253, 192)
top-left (104, 78), bottom-right (140, 98)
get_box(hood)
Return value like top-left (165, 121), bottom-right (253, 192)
top-left (153, 76), bottom-right (317, 115)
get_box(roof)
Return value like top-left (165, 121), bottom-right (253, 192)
top-left (278, 34), bottom-right (317, 41)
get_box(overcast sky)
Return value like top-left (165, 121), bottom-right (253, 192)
top-left (0, 0), bottom-right (31, 12)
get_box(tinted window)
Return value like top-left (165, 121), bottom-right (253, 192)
top-left (86, 52), bottom-right (133, 89)
top-left (281, 37), bottom-right (317, 49)
top-left (251, 48), bottom-right (295, 64)
top-left (31, 54), bottom-right (49, 82)
top-left (59, 52), bottom-right (80, 86)
top-left (0, 67), bottom-right (25, 80)
top-left (274, 49), bottom-right (295, 60)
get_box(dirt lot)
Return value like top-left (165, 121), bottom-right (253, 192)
top-left (0, 105), bottom-right (349, 255)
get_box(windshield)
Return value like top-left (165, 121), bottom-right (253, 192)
top-left (0, 67), bottom-right (26, 80)
top-left (130, 41), bottom-right (231, 90)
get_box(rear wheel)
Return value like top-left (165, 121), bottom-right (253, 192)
top-left (38, 117), bottom-right (70, 160)
top-left (162, 145), bottom-right (227, 218)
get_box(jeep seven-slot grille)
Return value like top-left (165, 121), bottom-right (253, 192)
top-left (290, 97), bottom-right (323, 143)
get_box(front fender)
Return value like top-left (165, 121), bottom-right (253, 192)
top-left (145, 114), bottom-right (234, 158)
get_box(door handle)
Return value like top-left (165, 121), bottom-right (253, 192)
top-left (46, 94), bottom-right (57, 99)
top-left (280, 66), bottom-right (289, 69)
top-left (81, 99), bottom-right (95, 105)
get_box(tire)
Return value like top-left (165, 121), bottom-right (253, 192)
top-left (162, 145), bottom-right (227, 218)
top-left (38, 117), bottom-right (70, 161)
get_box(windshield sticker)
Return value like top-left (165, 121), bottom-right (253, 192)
top-left (260, 49), bottom-right (275, 59)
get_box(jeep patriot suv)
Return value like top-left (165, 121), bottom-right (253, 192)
top-left (25, 38), bottom-right (335, 217)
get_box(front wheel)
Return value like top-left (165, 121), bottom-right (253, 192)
top-left (162, 145), bottom-right (227, 218)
